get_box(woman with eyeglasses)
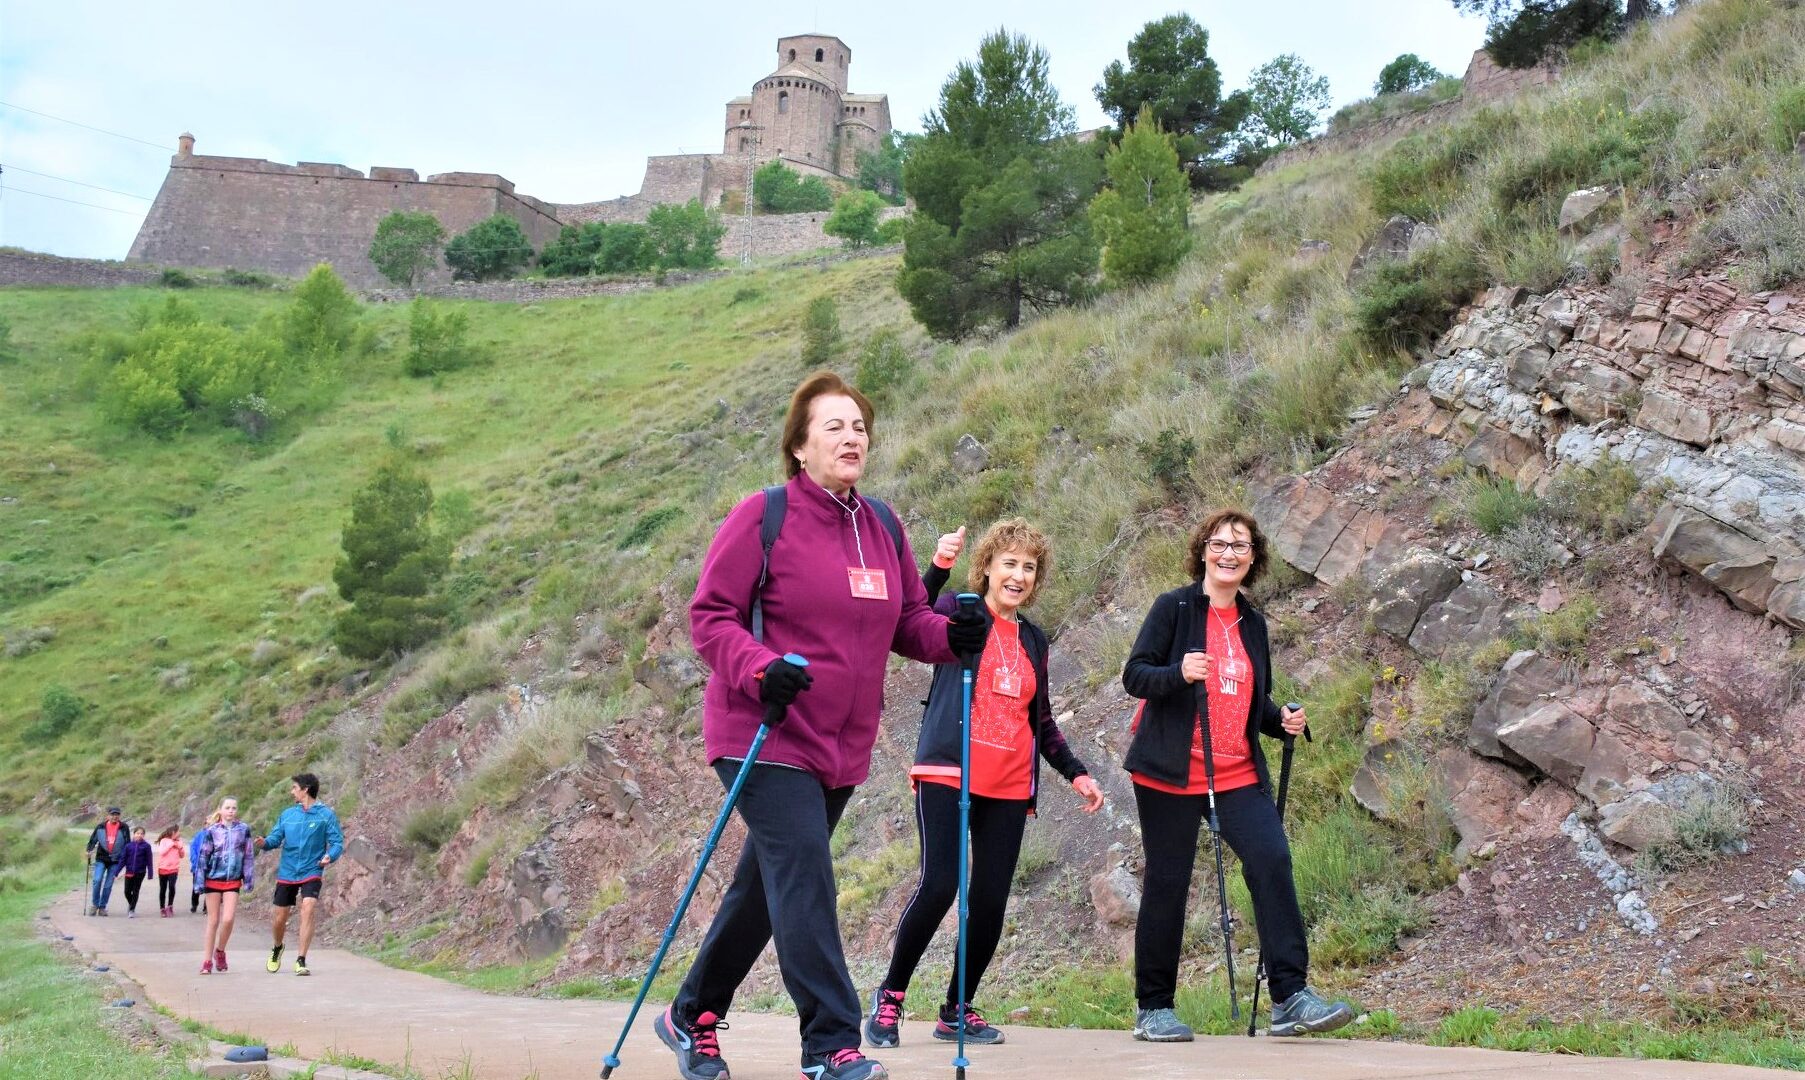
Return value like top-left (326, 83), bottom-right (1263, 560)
top-left (1120, 509), bottom-right (1353, 1042)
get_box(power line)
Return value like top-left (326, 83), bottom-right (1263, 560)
top-left (0, 163), bottom-right (153, 200)
top-left (3, 186), bottom-right (143, 215)
top-left (0, 101), bottom-right (176, 151)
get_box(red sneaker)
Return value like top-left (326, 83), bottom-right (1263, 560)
top-left (214, 949), bottom-right (227, 972)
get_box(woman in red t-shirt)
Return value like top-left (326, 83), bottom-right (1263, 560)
top-left (1120, 509), bottom-right (1352, 1042)
top-left (865, 520), bottom-right (1105, 1050)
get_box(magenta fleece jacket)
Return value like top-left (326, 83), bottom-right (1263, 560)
top-left (690, 473), bottom-right (955, 788)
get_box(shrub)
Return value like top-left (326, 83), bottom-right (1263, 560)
top-left (854, 329), bottom-right (912, 403)
top-left (801, 297), bottom-right (843, 367)
top-left (401, 803), bottom-right (461, 854)
top-left (1353, 244), bottom-right (1486, 355)
top-left (1488, 99), bottom-right (1678, 216)
top-left (1514, 591), bottom-right (1600, 659)
top-left (1457, 472), bottom-right (1540, 536)
top-left (645, 200), bottom-right (725, 270)
top-left (823, 190), bottom-right (885, 249)
top-left (221, 267), bottom-right (276, 289)
top-left (368, 211), bottom-right (446, 287)
top-left (281, 264), bottom-right (359, 359)
top-left (332, 458), bottom-right (452, 660)
top-left (539, 223), bottom-right (604, 276)
top-left (100, 319), bottom-right (291, 436)
top-left (403, 299), bottom-right (478, 377)
top-left (752, 160), bottom-right (834, 213)
top-left (594, 223), bottom-right (656, 274)
top-left (874, 215), bottom-right (908, 245)
top-left (31, 685), bottom-right (86, 740)
top-left (1139, 428), bottom-right (1196, 498)
top-left (1634, 776), bottom-right (1753, 876)
top-left (1543, 456), bottom-right (1653, 540)
top-left (1770, 85), bottom-right (1805, 153)
top-left (444, 215), bottom-right (534, 282)
top-left (1709, 157), bottom-right (1805, 290)
top-left (1496, 520), bottom-right (1561, 577)
top-left (158, 268), bottom-right (196, 288)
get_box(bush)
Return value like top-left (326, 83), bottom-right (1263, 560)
top-left (1634, 776), bottom-right (1752, 876)
top-left (874, 215), bottom-right (908, 245)
top-left (1514, 591), bottom-right (1600, 660)
top-left (401, 803), bottom-right (461, 854)
top-left (823, 190), bottom-right (885, 249)
top-left (100, 318), bottom-right (293, 436)
top-left (221, 267), bottom-right (276, 289)
top-left (854, 329), bottom-right (911, 402)
top-left (444, 214), bottom-right (534, 282)
top-left (595, 223), bottom-right (656, 273)
top-left (1488, 98), bottom-right (1678, 215)
top-left (1353, 244), bottom-right (1486, 356)
top-left (1709, 157), bottom-right (1805, 290)
top-left (404, 299), bottom-right (478, 377)
top-left (158, 268), bottom-right (195, 288)
top-left (801, 297), bottom-right (843, 367)
top-left (752, 160), bottom-right (834, 213)
top-left (645, 200), bottom-right (725, 270)
top-left (281, 263), bottom-right (359, 359)
top-left (368, 211), bottom-right (446, 287)
top-left (1543, 456), bottom-right (1653, 540)
top-left (1457, 472), bottom-right (1540, 536)
top-left (1770, 85), bottom-right (1805, 153)
top-left (1140, 428), bottom-right (1196, 498)
top-left (31, 685), bottom-right (86, 740)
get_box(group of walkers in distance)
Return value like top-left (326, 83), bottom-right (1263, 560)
top-left (656, 370), bottom-right (1356, 1080)
top-left (84, 772), bottom-right (345, 978)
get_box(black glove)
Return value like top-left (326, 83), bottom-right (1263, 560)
top-left (947, 607), bottom-right (989, 657)
top-left (758, 656), bottom-right (813, 712)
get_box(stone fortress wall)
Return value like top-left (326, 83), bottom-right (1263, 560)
top-left (121, 34), bottom-right (892, 288)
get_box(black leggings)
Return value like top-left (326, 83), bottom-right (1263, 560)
top-left (122, 874), bottom-right (145, 911)
top-left (158, 873), bottom-right (179, 908)
top-left (1133, 782), bottom-right (1309, 1009)
top-left (674, 763), bottom-right (859, 1056)
top-left (882, 783), bottom-right (1029, 1010)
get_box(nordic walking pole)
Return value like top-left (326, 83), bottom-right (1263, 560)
top-left (1191, 632), bottom-right (1238, 1021)
top-left (599, 653), bottom-right (809, 1079)
top-left (1247, 706), bottom-right (1306, 1036)
top-left (952, 592), bottom-right (981, 1080)
top-left (83, 850), bottom-right (94, 916)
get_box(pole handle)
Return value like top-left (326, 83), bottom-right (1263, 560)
top-left (761, 654), bottom-right (810, 727)
top-left (954, 592), bottom-right (981, 672)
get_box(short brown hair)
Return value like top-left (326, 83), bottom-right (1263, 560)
top-left (966, 518), bottom-right (1052, 608)
top-left (781, 370), bottom-right (875, 479)
top-left (1186, 508), bottom-right (1269, 589)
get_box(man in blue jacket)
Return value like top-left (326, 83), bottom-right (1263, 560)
top-left (254, 773), bottom-right (344, 976)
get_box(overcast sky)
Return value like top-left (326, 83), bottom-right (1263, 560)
top-left (1, 1), bottom-right (1487, 261)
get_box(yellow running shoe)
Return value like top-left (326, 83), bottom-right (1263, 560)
top-left (293, 958), bottom-right (311, 976)
top-left (266, 944), bottom-right (283, 973)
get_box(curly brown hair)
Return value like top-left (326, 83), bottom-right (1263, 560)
top-left (780, 370), bottom-right (875, 479)
top-left (1186, 508), bottom-right (1269, 589)
top-left (966, 518), bottom-right (1052, 608)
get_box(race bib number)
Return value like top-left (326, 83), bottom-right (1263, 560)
top-left (848, 567), bottom-right (889, 600)
top-left (992, 670), bottom-right (1022, 697)
top-left (1218, 655), bottom-right (1247, 696)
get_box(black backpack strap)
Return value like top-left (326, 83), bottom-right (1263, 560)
top-left (865, 496), bottom-right (907, 561)
top-left (753, 484), bottom-right (787, 644)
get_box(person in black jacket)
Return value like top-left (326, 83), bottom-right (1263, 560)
top-left (865, 519), bottom-right (1105, 1049)
top-left (1121, 508), bottom-right (1352, 1042)
top-left (85, 807), bottom-right (130, 916)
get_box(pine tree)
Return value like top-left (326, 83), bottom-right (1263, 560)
top-left (332, 458), bottom-right (451, 660)
top-left (1090, 106), bottom-right (1192, 288)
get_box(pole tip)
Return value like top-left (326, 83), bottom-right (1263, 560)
top-left (782, 652), bottom-right (810, 668)
top-left (601, 1058), bottom-right (619, 1077)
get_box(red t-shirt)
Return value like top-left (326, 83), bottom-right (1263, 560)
top-left (105, 822), bottom-right (120, 847)
top-left (915, 612), bottom-right (1037, 800)
top-left (1132, 604), bottom-right (1258, 796)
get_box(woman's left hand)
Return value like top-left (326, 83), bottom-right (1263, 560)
top-left (1072, 775), bottom-right (1105, 813)
top-left (1280, 703), bottom-right (1308, 736)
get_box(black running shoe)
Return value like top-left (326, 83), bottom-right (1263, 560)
top-left (864, 988), bottom-right (904, 1048)
top-left (799, 1047), bottom-right (886, 1080)
top-left (933, 1003), bottom-right (1004, 1045)
top-left (654, 1006), bottom-right (730, 1080)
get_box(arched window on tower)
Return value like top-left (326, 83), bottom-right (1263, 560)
top-left (778, 91), bottom-right (789, 114)
top-left (788, 49), bottom-right (796, 61)
top-left (814, 48), bottom-right (824, 61)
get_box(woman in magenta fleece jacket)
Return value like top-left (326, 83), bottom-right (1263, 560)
top-left (655, 370), bottom-right (986, 1080)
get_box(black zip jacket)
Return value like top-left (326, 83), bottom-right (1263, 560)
top-left (1121, 583), bottom-right (1287, 793)
top-left (917, 566), bottom-right (1087, 811)
top-left (87, 820), bottom-right (131, 865)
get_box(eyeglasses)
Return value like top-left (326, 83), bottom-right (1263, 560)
top-left (1205, 540), bottom-right (1252, 556)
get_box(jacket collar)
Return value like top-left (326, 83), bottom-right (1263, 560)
top-left (790, 471), bottom-right (863, 522)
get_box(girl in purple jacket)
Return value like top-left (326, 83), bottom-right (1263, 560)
top-left (655, 371), bottom-right (986, 1080)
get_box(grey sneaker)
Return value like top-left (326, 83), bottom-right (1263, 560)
top-left (1132, 1007), bottom-right (1194, 1042)
top-left (1269, 987), bottom-right (1354, 1036)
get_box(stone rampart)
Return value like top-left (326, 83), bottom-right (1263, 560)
top-left (0, 249), bottom-right (164, 288)
top-left (129, 154), bottom-right (565, 288)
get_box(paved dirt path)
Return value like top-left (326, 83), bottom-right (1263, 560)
top-left (47, 893), bottom-right (1796, 1080)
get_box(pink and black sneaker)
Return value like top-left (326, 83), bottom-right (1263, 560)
top-left (864, 988), bottom-right (905, 1048)
top-left (654, 1006), bottom-right (730, 1080)
top-left (799, 1047), bottom-right (886, 1080)
top-left (933, 1003), bottom-right (1004, 1045)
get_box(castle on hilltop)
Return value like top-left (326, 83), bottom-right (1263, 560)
top-left (127, 34), bottom-right (891, 286)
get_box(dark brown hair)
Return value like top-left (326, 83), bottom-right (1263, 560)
top-left (965, 518), bottom-right (1052, 608)
top-left (781, 371), bottom-right (875, 479)
top-left (1186, 508), bottom-right (1269, 589)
